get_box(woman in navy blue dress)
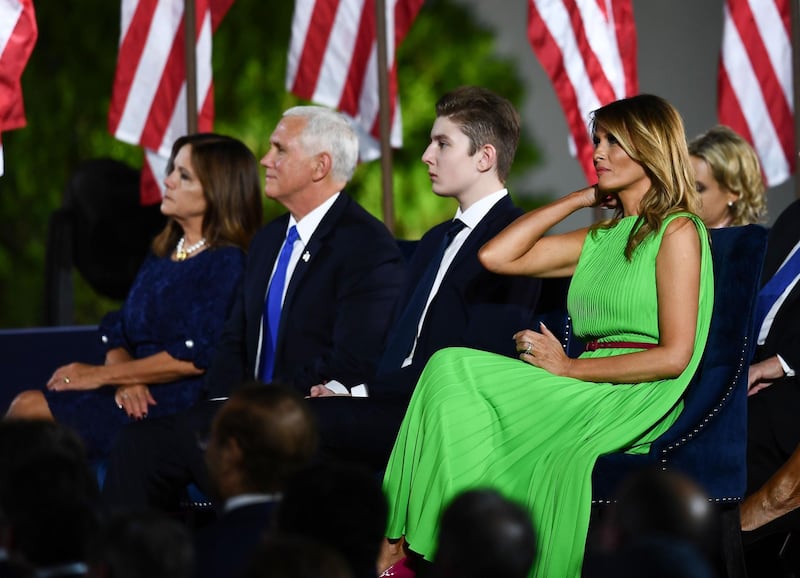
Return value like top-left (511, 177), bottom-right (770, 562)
top-left (7, 133), bottom-right (263, 459)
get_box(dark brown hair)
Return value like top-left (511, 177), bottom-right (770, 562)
top-left (435, 86), bottom-right (521, 183)
top-left (152, 133), bottom-right (262, 257)
top-left (210, 382), bottom-right (318, 493)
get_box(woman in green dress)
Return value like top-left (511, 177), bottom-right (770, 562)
top-left (381, 94), bottom-right (714, 578)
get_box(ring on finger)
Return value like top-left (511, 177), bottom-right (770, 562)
top-left (63, 377), bottom-right (71, 384)
top-left (524, 342), bottom-right (533, 355)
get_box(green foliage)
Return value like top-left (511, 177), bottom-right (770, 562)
top-left (0, 0), bottom-right (545, 328)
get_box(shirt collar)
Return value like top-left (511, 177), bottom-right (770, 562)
top-left (454, 189), bottom-right (508, 230)
top-left (288, 192), bottom-right (340, 245)
top-left (224, 492), bottom-right (282, 513)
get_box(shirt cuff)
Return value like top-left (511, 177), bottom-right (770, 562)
top-left (324, 380), bottom-right (369, 397)
top-left (350, 384), bottom-right (369, 397)
top-left (777, 354), bottom-right (796, 377)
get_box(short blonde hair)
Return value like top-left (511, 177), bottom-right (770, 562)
top-left (689, 125), bottom-right (766, 225)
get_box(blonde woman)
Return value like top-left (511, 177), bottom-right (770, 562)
top-left (689, 124), bottom-right (766, 228)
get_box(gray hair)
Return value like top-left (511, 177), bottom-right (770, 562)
top-left (283, 106), bottom-right (359, 182)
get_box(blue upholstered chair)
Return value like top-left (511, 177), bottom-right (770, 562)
top-left (588, 224), bottom-right (769, 578)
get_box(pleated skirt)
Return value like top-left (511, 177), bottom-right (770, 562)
top-left (382, 346), bottom-right (687, 578)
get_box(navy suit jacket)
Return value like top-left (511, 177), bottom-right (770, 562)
top-left (755, 199), bottom-right (800, 370)
top-left (369, 194), bottom-right (542, 398)
top-left (205, 194), bottom-right (405, 397)
top-left (193, 501), bottom-right (278, 578)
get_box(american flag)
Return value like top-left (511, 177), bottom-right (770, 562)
top-left (108, 0), bottom-right (233, 204)
top-left (718, 0), bottom-right (793, 187)
top-left (0, 0), bottom-right (37, 177)
top-left (286, 0), bottom-right (424, 161)
top-left (527, 0), bottom-right (638, 184)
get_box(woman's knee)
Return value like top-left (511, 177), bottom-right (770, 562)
top-left (6, 390), bottom-right (53, 420)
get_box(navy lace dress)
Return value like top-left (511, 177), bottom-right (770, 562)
top-left (45, 246), bottom-right (245, 460)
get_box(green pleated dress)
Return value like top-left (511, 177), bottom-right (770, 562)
top-left (382, 213), bottom-right (714, 578)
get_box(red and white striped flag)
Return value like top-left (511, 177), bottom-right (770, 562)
top-left (108, 0), bottom-right (233, 204)
top-left (527, 0), bottom-right (638, 183)
top-left (286, 0), bottom-right (424, 161)
top-left (0, 0), bottom-right (37, 177)
top-left (718, 0), bottom-right (793, 187)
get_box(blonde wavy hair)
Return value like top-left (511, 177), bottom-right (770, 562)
top-left (590, 94), bottom-right (700, 260)
top-left (689, 124), bottom-right (766, 225)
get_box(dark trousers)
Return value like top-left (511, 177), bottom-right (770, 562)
top-left (744, 374), bottom-right (800, 567)
top-left (308, 395), bottom-right (409, 473)
top-left (101, 394), bottom-right (409, 511)
top-left (101, 400), bottom-right (222, 511)
top-left (747, 375), bottom-right (800, 494)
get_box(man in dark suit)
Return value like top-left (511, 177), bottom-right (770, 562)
top-left (307, 86), bottom-right (543, 472)
top-left (740, 198), bottom-right (800, 544)
top-left (101, 106), bottom-right (405, 510)
top-left (194, 383), bottom-right (317, 578)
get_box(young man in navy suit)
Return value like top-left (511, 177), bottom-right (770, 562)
top-left (101, 106), bottom-right (405, 510)
top-left (307, 86), bottom-right (544, 471)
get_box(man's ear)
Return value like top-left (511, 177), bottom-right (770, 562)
top-left (476, 143), bottom-right (497, 174)
top-left (311, 152), bottom-right (333, 182)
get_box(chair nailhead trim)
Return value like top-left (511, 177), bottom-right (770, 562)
top-left (659, 336), bottom-right (748, 457)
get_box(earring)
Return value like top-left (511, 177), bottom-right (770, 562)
top-left (727, 201), bottom-right (735, 208)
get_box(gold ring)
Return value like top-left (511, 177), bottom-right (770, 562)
top-left (63, 377), bottom-right (70, 384)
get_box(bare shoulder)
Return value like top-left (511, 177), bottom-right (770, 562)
top-left (660, 215), bottom-right (701, 257)
top-left (663, 214), bottom-right (698, 235)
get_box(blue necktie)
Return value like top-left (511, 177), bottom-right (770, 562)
top-left (378, 219), bottom-right (466, 374)
top-left (754, 245), bottom-right (800, 334)
top-left (259, 225), bottom-right (299, 382)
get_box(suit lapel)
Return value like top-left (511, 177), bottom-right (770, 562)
top-left (440, 195), bottom-right (516, 281)
top-left (275, 194), bottom-right (349, 348)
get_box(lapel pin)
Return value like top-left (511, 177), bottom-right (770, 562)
top-left (302, 251), bottom-right (311, 263)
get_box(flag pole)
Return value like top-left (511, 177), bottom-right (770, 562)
top-left (184, 0), bottom-right (198, 134)
top-left (375, 0), bottom-right (396, 233)
top-left (793, 0), bottom-right (800, 197)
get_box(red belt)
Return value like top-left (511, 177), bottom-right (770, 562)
top-left (585, 340), bottom-right (657, 351)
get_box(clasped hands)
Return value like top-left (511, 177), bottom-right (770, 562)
top-left (514, 322), bottom-right (571, 376)
top-left (309, 384), bottom-right (337, 397)
top-left (308, 382), bottom-right (351, 397)
top-left (47, 362), bottom-right (154, 419)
